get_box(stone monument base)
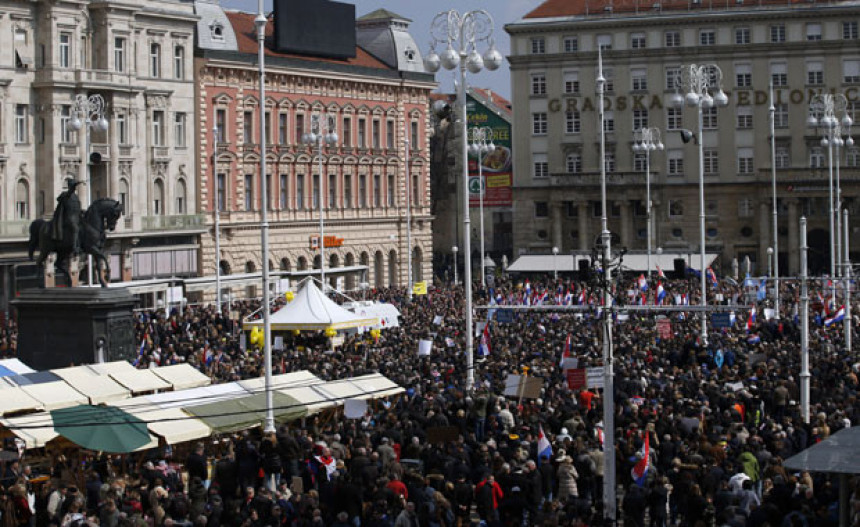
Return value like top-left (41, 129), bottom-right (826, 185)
top-left (12, 288), bottom-right (136, 370)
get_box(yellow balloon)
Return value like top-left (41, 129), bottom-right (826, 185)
top-left (324, 328), bottom-right (337, 338)
top-left (370, 329), bottom-right (381, 339)
top-left (292, 329), bottom-right (301, 336)
top-left (285, 291), bottom-right (295, 302)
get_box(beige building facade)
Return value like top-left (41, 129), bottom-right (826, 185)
top-left (194, 6), bottom-right (435, 297)
top-left (0, 0), bottom-right (200, 310)
top-left (506, 0), bottom-right (860, 276)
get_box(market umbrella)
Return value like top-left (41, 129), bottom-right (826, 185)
top-left (51, 404), bottom-right (152, 453)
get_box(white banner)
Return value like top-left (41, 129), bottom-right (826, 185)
top-left (587, 367), bottom-right (605, 389)
top-left (418, 339), bottom-right (433, 356)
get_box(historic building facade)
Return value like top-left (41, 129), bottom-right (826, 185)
top-left (194, 6), bottom-right (435, 295)
top-left (506, 0), bottom-right (860, 275)
top-left (0, 0), bottom-right (199, 311)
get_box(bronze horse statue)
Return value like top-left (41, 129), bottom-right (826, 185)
top-left (28, 198), bottom-right (124, 287)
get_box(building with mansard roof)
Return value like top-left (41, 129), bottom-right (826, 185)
top-left (192, 1), bottom-right (435, 299)
top-left (505, 0), bottom-right (860, 276)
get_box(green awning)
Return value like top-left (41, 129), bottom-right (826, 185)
top-left (186, 392), bottom-right (307, 433)
top-left (51, 405), bottom-right (156, 453)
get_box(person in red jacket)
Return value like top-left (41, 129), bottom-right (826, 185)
top-left (475, 474), bottom-right (503, 526)
top-left (386, 474), bottom-right (408, 500)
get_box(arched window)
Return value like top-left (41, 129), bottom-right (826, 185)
top-left (345, 253), bottom-right (355, 290)
top-left (412, 246), bottom-right (422, 284)
top-left (175, 179), bottom-right (186, 214)
top-left (297, 256), bottom-right (307, 271)
top-left (388, 249), bottom-right (397, 287)
top-left (153, 179), bottom-right (165, 215)
top-left (280, 257), bottom-right (291, 271)
top-left (15, 179), bottom-right (29, 219)
top-left (374, 251), bottom-right (384, 287)
top-left (119, 179), bottom-right (130, 213)
top-left (219, 260), bottom-right (231, 275)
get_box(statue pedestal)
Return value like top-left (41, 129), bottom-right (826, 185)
top-left (12, 288), bottom-right (136, 370)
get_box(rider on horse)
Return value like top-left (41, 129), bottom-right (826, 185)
top-left (51, 179), bottom-right (83, 255)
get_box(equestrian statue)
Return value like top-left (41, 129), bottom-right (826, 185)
top-left (28, 180), bottom-right (124, 287)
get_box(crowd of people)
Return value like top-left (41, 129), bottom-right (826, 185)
top-left (2, 271), bottom-right (860, 527)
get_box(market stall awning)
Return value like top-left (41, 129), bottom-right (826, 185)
top-left (0, 412), bottom-right (58, 449)
top-left (114, 400), bottom-right (212, 445)
top-left (279, 385), bottom-right (332, 414)
top-left (237, 371), bottom-right (323, 393)
top-left (51, 366), bottom-right (130, 404)
top-left (151, 363), bottom-right (212, 390)
top-left (186, 392), bottom-right (306, 433)
top-left (20, 381), bottom-right (88, 411)
top-left (784, 427), bottom-right (860, 475)
top-left (2, 371), bottom-right (62, 387)
top-left (52, 404), bottom-right (157, 453)
top-left (0, 359), bottom-right (35, 376)
top-left (348, 373), bottom-right (406, 399)
top-left (145, 382), bottom-right (251, 410)
top-left (243, 279), bottom-right (378, 331)
top-left (109, 369), bottom-right (172, 394)
top-left (0, 387), bottom-right (42, 416)
top-left (87, 361), bottom-right (138, 376)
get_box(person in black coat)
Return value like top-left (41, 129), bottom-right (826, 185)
top-left (186, 443), bottom-right (209, 483)
top-left (213, 454), bottom-right (239, 500)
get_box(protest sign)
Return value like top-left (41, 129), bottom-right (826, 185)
top-left (566, 368), bottom-right (586, 390)
top-left (418, 339), bottom-right (432, 356)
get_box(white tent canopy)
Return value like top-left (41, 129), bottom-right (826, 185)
top-left (344, 301), bottom-right (401, 329)
top-left (244, 279), bottom-right (378, 331)
top-left (151, 364), bottom-right (212, 390)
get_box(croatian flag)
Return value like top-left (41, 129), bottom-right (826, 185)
top-left (748, 334), bottom-right (761, 344)
top-left (631, 432), bottom-right (650, 486)
top-left (656, 282), bottom-right (666, 305)
top-left (656, 265), bottom-right (666, 279)
top-left (578, 289), bottom-right (588, 305)
top-left (478, 324), bottom-right (491, 356)
top-left (564, 290), bottom-right (574, 305)
top-left (638, 274), bottom-right (648, 292)
top-left (525, 280), bottom-right (532, 297)
top-left (559, 334), bottom-right (573, 368)
top-left (537, 425), bottom-right (553, 463)
top-left (746, 306), bottom-right (757, 332)
top-left (825, 305), bottom-right (846, 327)
top-left (707, 267), bottom-right (718, 288)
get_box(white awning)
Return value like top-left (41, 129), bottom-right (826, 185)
top-left (0, 413), bottom-right (58, 449)
top-left (109, 369), bottom-right (172, 394)
top-left (0, 387), bottom-right (42, 416)
top-left (348, 373), bottom-right (405, 399)
top-left (279, 385), bottom-right (332, 414)
top-left (0, 359), bottom-right (35, 375)
top-left (145, 382), bottom-right (251, 410)
top-left (87, 361), bottom-right (138, 376)
top-left (20, 381), bottom-right (88, 411)
top-left (51, 366), bottom-right (130, 404)
top-left (114, 400), bottom-right (211, 445)
top-left (237, 371), bottom-right (323, 393)
top-left (151, 364), bottom-right (212, 390)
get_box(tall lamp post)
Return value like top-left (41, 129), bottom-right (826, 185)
top-left (213, 124), bottom-right (222, 314)
top-left (452, 245), bottom-right (459, 285)
top-left (807, 93), bottom-right (853, 301)
top-left (552, 246), bottom-right (559, 279)
top-left (768, 83), bottom-right (780, 316)
top-left (302, 113), bottom-right (338, 291)
top-left (69, 94), bottom-right (109, 287)
top-left (253, 2), bottom-right (274, 434)
top-left (404, 137), bottom-right (413, 300)
top-left (632, 127), bottom-right (663, 279)
top-left (671, 63), bottom-right (729, 346)
top-left (424, 9), bottom-right (502, 390)
top-left (468, 125), bottom-right (495, 287)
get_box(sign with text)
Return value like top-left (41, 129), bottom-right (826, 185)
top-left (656, 318), bottom-right (672, 339)
top-left (567, 368), bottom-right (586, 390)
top-left (310, 235), bottom-right (344, 249)
top-left (467, 95), bottom-right (512, 208)
top-left (711, 312), bottom-right (732, 329)
top-left (587, 367), bottom-right (605, 389)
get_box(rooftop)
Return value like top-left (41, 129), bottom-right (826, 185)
top-left (357, 8), bottom-right (411, 23)
top-left (224, 11), bottom-right (391, 70)
top-left (523, 0), bottom-right (851, 19)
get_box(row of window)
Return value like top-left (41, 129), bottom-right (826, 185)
top-left (54, 30), bottom-right (187, 79)
top-left (213, 172), bottom-right (421, 212)
top-left (533, 146), bottom-right (860, 177)
top-left (215, 108), bottom-right (422, 150)
top-left (530, 60), bottom-right (860, 96)
top-left (529, 21), bottom-right (859, 54)
top-left (530, 197), bottom-right (832, 221)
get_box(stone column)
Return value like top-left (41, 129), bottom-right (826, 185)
top-left (787, 199), bottom-right (799, 276)
top-left (619, 200), bottom-right (632, 249)
top-left (551, 201), bottom-right (564, 250)
top-left (759, 201), bottom-right (770, 273)
top-left (577, 201), bottom-right (590, 251)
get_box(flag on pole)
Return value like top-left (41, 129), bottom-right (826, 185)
top-left (578, 289), bottom-right (587, 305)
top-left (748, 334), bottom-right (761, 344)
top-left (537, 425), bottom-right (553, 463)
top-left (707, 267), bottom-right (718, 288)
top-left (638, 274), bottom-right (648, 292)
top-left (560, 334), bottom-right (573, 368)
top-left (631, 432), bottom-right (650, 486)
top-left (656, 265), bottom-right (666, 279)
top-left (746, 306), bottom-right (757, 332)
top-left (825, 305), bottom-right (846, 326)
top-left (656, 282), bottom-right (666, 305)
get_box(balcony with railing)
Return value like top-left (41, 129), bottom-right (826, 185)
top-left (141, 214), bottom-right (205, 232)
top-left (549, 171), bottom-right (644, 187)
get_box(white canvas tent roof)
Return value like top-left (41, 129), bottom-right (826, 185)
top-left (20, 381), bottom-right (88, 411)
top-left (0, 359), bottom-right (35, 375)
top-left (0, 413), bottom-right (58, 449)
top-left (244, 279), bottom-right (378, 331)
top-left (87, 361), bottom-right (138, 376)
top-left (237, 371), bottom-right (323, 393)
top-left (51, 366), bottom-right (130, 404)
top-left (109, 369), bottom-right (172, 394)
top-left (151, 363), bottom-right (211, 390)
top-left (145, 382), bottom-right (251, 410)
top-left (0, 387), bottom-right (42, 415)
top-left (114, 400), bottom-right (212, 445)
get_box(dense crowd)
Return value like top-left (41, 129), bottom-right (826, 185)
top-left (2, 271), bottom-right (860, 527)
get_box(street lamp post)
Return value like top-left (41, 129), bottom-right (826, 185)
top-left (844, 209), bottom-right (852, 353)
top-left (468, 126), bottom-right (495, 288)
top-left (452, 245), bottom-right (459, 285)
top-left (424, 9), bottom-right (502, 390)
top-left (552, 246), bottom-right (559, 279)
top-left (808, 93), bottom-right (853, 301)
top-left (767, 247), bottom-right (774, 281)
top-left (800, 216), bottom-right (810, 423)
top-left (253, 4), bottom-right (275, 434)
top-left (213, 124), bottom-right (222, 314)
top-left (769, 83), bottom-right (780, 316)
top-left (302, 113), bottom-right (338, 292)
top-left (632, 127), bottom-right (664, 280)
top-left (671, 63), bottom-right (729, 346)
top-left (405, 137), bottom-right (413, 300)
top-left (69, 94), bottom-right (109, 287)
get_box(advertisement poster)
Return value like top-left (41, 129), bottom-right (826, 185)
top-left (467, 96), bottom-right (512, 208)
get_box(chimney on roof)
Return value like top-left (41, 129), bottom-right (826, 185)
top-left (487, 88), bottom-right (493, 101)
